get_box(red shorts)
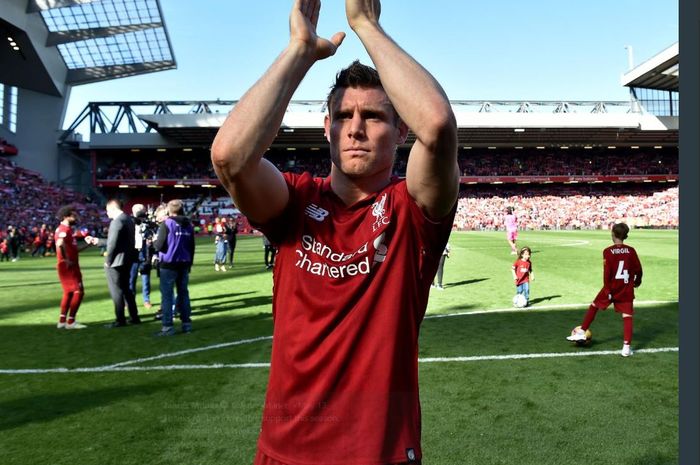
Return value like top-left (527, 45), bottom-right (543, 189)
top-left (592, 288), bottom-right (634, 314)
top-left (507, 230), bottom-right (518, 242)
top-left (254, 449), bottom-right (421, 465)
top-left (57, 263), bottom-right (83, 293)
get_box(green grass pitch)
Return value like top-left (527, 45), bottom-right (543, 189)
top-left (0, 229), bottom-right (678, 465)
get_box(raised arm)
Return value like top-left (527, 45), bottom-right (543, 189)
top-left (211, 0), bottom-right (345, 224)
top-left (345, 0), bottom-right (458, 219)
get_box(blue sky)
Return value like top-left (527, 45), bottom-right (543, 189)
top-left (63, 0), bottom-right (678, 128)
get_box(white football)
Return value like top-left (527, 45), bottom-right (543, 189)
top-left (512, 294), bottom-right (528, 308)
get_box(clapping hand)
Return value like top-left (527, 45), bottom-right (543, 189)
top-left (345, 0), bottom-right (381, 31)
top-left (290, 0), bottom-right (345, 61)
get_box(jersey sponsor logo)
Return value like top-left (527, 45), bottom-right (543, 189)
top-left (294, 232), bottom-right (388, 278)
top-left (304, 204), bottom-right (330, 222)
top-left (295, 235), bottom-right (370, 278)
top-left (371, 193), bottom-right (390, 232)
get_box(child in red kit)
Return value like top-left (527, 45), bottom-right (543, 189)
top-left (512, 246), bottom-right (533, 306)
top-left (566, 222), bottom-right (643, 356)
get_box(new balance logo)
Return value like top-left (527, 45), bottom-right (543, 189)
top-left (304, 204), bottom-right (329, 222)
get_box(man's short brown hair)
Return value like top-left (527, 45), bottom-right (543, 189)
top-left (167, 199), bottom-right (184, 216)
top-left (106, 198), bottom-right (123, 210)
top-left (326, 60), bottom-right (398, 123)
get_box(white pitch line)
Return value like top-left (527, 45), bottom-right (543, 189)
top-left (107, 335), bottom-right (273, 368)
top-left (425, 300), bottom-right (678, 319)
top-left (0, 347), bottom-right (678, 375)
top-left (420, 347), bottom-right (678, 363)
top-left (0, 362), bottom-right (272, 374)
top-left (115, 302), bottom-right (660, 368)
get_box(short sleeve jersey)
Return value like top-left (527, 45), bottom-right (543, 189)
top-left (602, 243), bottom-right (642, 302)
top-left (505, 214), bottom-right (518, 232)
top-left (255, 173), bottom-right (455, 465)
top-left (512, 259), bottom-right (532, 285)
top-left (55, 224), bottom-right (79, 263)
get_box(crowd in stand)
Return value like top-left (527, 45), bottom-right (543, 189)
top-left (1, 157), bottom-right (106, 259)
top-left (455, 149), bottom-right (677, 177)
top-left (98, 157), bottom-right (217, 180)
top-left (454, 184), bottom-right (678, 230)
top-left (1, 147), bottom-right (679, 257)
top-left (95, 149), bottom-right (678, 181)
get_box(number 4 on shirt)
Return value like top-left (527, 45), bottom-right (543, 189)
top-left (615, 260), bottom-right (630, 284)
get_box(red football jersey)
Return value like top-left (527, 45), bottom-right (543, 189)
top-left (55, 223), bottom-right (79, 263)
top-left (255, 173), bottom-right (454, 465)
top-left (602, 243), bottom-right (642, 302)
top-left (512, 259), bottom-right (532, 285)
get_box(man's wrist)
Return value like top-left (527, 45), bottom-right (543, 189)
top-left (349, 20), bottom-right (383, 39)
top-left (286, 40), bottom-right (319, 64)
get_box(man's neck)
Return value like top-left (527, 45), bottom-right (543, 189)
top-left (329, 168), bottom-right (392, 206)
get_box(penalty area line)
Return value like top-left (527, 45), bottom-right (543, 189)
top-left (0, 347), bottom-right (678, 375)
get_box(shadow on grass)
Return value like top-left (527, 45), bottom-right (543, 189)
top-left (191, 295), bottom-right (273, 317)
top-left (528, 295), bottom-right (562, 305)
top-left (0, 281), bottom-right (58, 289)
top-left (0, 267), bottom-right (269, 319)
top-left (445, 278), bottom-right (489, 288)
top-left (189, 291), bottom-right (256, 303)
top-left (0, 310), bottom-right (275, 370)
top-left (437, 303), bottom-right (480, 314)
top-left (0, 383), bottom-right (166, 431)
top-left (0, 266), bottom-right (56, 272)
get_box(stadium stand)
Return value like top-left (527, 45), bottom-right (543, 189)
top-left (91, 147), bottom-right (677, 181)
top-left (455, 184), bottom-right (678, 231)
top-left (0, 157), bottom-right (106, 247)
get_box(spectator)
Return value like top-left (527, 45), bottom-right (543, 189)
top-left (224, 216), bottom-right (238, 266)
top-left (153, 199), bottom-right (195, 336)
top-left (262, 234), bottom-right (276, 270)
top-left (432, 243), bottom-right (450, 290)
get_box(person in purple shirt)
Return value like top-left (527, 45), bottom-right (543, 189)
top-left (153, 199), bottom-right (195, 336)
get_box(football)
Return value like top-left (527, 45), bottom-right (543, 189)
top-left (512, 293), bottom-right (528, 308)
top-left (571, 326), bottom-right (593, 346)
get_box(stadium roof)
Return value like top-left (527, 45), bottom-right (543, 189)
top-left (0, 0), bottom-right (176, 94)
top-left (621, 42), bottom-right (678, 92)
top-left (65, 100), bottom-right (678, 150)
top-left (34, 0), bottom-right (176, 85)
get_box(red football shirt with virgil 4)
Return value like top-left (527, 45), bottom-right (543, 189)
top-left (601, 243), bottom-right (642, 302)
top-left (254, 173), bottom-right (454, 465)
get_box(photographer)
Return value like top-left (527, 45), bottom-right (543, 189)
top-left (129, 204), bottom-right (158, 310)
